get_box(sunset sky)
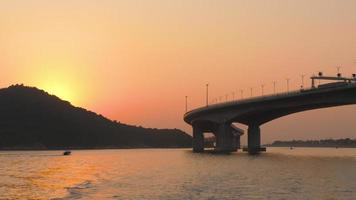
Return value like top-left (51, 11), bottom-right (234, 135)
top-left (1, 0), bottom-right (356, 143)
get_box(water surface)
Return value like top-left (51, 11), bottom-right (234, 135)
top-left (1, 148), bottom-right (356, 199)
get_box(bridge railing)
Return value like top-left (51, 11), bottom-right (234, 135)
top-left (208, 87), bottom-right (309, 106)
top-left (188, 82), bottom-right (356, 114)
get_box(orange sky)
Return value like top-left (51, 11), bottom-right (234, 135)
top-left (1, 0), bottom-right (356, 143)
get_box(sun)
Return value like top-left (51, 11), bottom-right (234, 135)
top-left (41, 82), bottom-right (78, 104)
top-left (30, 58), bottom-right (85, 106)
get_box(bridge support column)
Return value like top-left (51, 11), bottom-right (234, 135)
top-left (247, 124), bottom-right (262, 154)
top-left (192, 124), bottom-right (204, 152)
top-left (215, 123), bottom-right (236, 153)
top-left (234, 134), bottom-right (241, 150)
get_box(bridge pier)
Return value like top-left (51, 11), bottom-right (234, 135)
top-left (191, 122), bottom-right (241, 153)
top-left (192, 124), bottom-right (204, 152)
top-left (247, 124), bottom-right (263, 154)
top-left (233, 133), bottom-right (241, 150)
top-left (214, 123), bottom-right (236, 153)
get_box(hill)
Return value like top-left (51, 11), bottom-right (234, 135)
top-left (0, 84), bottom-right (192, 150)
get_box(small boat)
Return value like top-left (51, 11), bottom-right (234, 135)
top-left (63, 150), bottom-right (71, 156)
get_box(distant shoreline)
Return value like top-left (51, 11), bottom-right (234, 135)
top-left (267, 145), bottom-right (356, 148)
top-left (0, 146), bottom-right (191, 151)
top-left (267, 138), bottom-right (356, 148)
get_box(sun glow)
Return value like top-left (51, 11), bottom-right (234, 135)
top-left (23, 52), bottom-right (93, 106)
top-left (41, 82), bottom-right (77, 104)
top-left (29, 61), bottom-right (84, 105)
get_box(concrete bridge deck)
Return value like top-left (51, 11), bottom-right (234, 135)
top-left (184, 82), bottom-right (356, 154)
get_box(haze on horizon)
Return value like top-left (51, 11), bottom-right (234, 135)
top-left (1, 0), bottom-right (356, 143)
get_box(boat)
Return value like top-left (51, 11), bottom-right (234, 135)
top-left (63, 150), bottom-right (71, 156)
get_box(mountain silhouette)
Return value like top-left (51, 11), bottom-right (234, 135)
top-left (0, 84), bottom-right (192, 150)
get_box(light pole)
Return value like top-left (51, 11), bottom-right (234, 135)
top-left (301, 74), bottom-right (305, 89)
top-left (273, 81), bottom-right (276, 94)
top-left (250, 87), bottom-right (253, 97)
top-left (225, 94), bottom-right (228, 101)
top-left (185, 96), bottom-right (188, 112)
top-left (336, 66), bottom-right (342, 77)
top-left (232, 92), bottom-right (235, 101)
top-left (206, 83), bottom-right (209, 107)
top-left (261, 84), bottom-right (265, 96)
top-left (286, 78), bottom-right (290, 93)
top-left (240, 90), bottom-right (243, 99)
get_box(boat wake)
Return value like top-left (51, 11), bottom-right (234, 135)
top-left (53, 180), bottom-right (93, 200)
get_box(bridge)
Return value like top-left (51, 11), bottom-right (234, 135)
top-left (184, 74), bottom-right (356, 154)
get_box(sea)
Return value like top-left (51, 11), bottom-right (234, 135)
top-left (1, 148), bottom-right (356, 200)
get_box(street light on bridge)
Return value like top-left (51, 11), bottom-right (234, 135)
top-left (261, 84), bottom-right (265, 96)
top-left (206, 83), bottom-right (209, 107)
top-left (273, 81), bottom-right (276, 94)
top-left (240, 90), bottom-right (243, 99)
top-left (250, 87), bottom-right (253, 97)
top-left (185, 96), bottom-right (188, 113)
top-left (336, 66), bottom-right (341, 77)
top-left (301, 74), bottom-right (305, 89)
top-left (286, 78), bottom-right (290, 93)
